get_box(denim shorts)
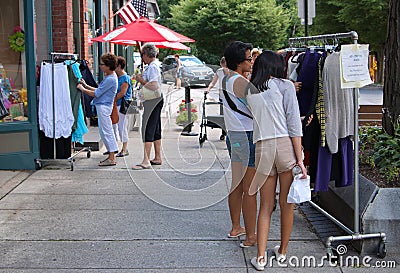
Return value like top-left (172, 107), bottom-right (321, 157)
top-left (226, 131), bottom-right (255, 167)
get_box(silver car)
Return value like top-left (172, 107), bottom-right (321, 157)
top-left (161, 55), bottom-right (214, 87)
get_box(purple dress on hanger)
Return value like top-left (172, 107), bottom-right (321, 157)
top-left (296, 49), bottom-right (322, 116)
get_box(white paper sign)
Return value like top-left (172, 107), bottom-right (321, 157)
top-left (340, 44), bottom-right (372, 88)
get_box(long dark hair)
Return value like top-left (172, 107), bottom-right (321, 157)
top-left (250, 50), bottom-right (285, 92)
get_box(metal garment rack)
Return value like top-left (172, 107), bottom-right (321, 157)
top-left (289, 31), bottom-right (387, 257)
top-left (35, 52), bottom-right (91, 171)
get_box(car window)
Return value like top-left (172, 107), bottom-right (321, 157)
top-left (180, 56), bottom-right (203, 67)
top-left (164, 58), bottom-right (174, 66)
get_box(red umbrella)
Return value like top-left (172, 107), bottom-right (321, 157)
top-left (111, 39), bottom-right (190, 50)
top-left (155, 41), bottom-right (190, 50)
top-left (91, 17), bottom-right (195, 43)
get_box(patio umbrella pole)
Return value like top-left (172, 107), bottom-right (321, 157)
top-left (181, 85), bottom-right (198, 136)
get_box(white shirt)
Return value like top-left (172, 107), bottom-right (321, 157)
top-left (39, 62), bottom-right (74, 138)
top-left (246, 78), bottom-right (302, 143)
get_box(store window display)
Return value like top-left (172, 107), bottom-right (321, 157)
top-left (0, 3), bottom-right (29, 124)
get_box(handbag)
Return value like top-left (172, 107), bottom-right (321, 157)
top-left (110, 101), bottom-right (119, 124)
top-left (287, 174), bottom-right (311, 204)
top-left (139, 86), bottom-right (162, 101)
top-left (119, 97), bottom-right (132, 115)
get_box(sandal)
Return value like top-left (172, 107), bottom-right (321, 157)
top-left (273, 245), bottom-right (287, 263)
top-left (116, 151), bottom-right (129, 157)
top-left (132, 164), bottom-right (151, 170)
top-left (251, 252), bottom-right (267, 271)
top-left (150, 160), bottom-right (162, 165)
top-left (98, 159), bottom-right (116, 166)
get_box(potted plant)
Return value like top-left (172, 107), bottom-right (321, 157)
top-left (175, 99), bottom-right (198, 127)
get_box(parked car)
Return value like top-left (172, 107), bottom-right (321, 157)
top-left (161, 55), bottom-right (214, 87)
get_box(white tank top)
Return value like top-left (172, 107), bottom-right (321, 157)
top-left (219, 74), bottom-right (253, 132)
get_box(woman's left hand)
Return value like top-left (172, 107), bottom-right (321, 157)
top-left (135, 74), bottom-right (143, 83)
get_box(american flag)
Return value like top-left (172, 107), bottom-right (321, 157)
top-left (115, 0), bottom-right (149, 24)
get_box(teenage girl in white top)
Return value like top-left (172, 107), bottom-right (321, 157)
top-left (245, 50), bottom-right (307, 271)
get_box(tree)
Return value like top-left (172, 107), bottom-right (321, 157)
top-left (276, 0), bottom-right (303, 37)
top-left (310, 0), bottom-right (389, 83)
top-left (168, 0), bottom-right (291, 63)
top-left (382, 0), bottom-right (400, 136)
top-left (311, 0), bottom-right (347, 35)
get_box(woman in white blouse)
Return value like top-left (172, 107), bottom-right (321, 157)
top-left (245, 51), bottom-right (307, 271)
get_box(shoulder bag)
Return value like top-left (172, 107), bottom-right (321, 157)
top-left (221, 75), bottom-right (253, 119)
top-left (119, 97), bottom-right (132, 115)
top-left (140, 86), bottom-right (162, 101)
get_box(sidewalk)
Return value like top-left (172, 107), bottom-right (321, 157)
top-left (0, 92), bottom-right (398, 272)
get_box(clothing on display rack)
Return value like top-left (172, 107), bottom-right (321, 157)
top-left (287, 32), bottom-right (386, 254)
top-left (38, 57), bottom-right (89, 159)
top-left (79, 60), bottom-right (98, 118)
top-left (283, 46), bottom-right (354, 192)
top-left (39, 61), bottom-right (75, 139)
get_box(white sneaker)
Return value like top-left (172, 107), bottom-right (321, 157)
top-left (251, 252), bottom-right (267, 271)
top-left (273, 245), bottom-right (287, 263)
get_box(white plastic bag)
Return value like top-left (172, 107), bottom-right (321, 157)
top-left (287, 174), bottom-right (311, 204)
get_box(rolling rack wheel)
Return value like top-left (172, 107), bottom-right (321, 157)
top-left (35, 159), bottom-right (42, 170)
top-left (219, 134), bottom-right (225, 141)
top-left (199, 134), bottom-right (207, 147)
top-left (69, 158), bottom-right (75, 171)
top-left (377, 241), bottom-right (387, 258)
top-left (87, 148), bottom-right (91, 158)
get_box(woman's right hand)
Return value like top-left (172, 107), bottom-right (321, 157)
top-left (298, 162), bottom-right (307, 179)
top-left (77, 83), bottom-right (83, 91)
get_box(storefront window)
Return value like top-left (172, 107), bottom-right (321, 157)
top-left (0, 1), bottom-right (28, 123)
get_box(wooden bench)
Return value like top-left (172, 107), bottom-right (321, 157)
top-left (358, 105), bottom-right (382, 126)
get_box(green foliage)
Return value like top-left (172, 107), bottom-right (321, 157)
top-left (158, 0), bottom-right (390, 66)
top-left (312, 0), bottom-right (389, 52)
top-left (359, 126), bottom-right (400, 183)
top-left (168, 0), bottom-right (291, 63)
top-left (9, 31), bottom-right (25, 52)
top-left (276, 0), bottom-right (303, 38)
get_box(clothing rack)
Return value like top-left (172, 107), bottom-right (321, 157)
top-left (289, 31), bottom-right (386, 257)
top-left (35, 52), bottom-right (91, 171)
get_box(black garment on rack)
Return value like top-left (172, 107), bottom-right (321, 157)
top-left (79, 60), bottom-right (97, 118)
top-left (296, 49), bottom-right (322, 117)
top-left (38, 130), bottom-right (72, 159)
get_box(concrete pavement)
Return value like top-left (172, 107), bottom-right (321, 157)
top-left (0, 86), bottom-right (398, 272)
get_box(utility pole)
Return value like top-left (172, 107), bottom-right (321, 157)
top-left (304, 0), bottom-right (308, 36)
top-left (297, 0), bottom-right (315, 37)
